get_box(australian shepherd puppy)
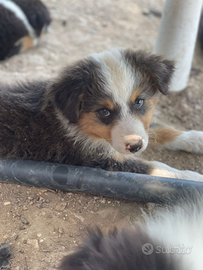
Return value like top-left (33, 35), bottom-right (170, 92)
top-left (0, 48), bottom-right (203, 181)
top-left (60, 193), bottom-right (203, 270)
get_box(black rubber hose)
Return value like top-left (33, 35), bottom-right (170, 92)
top-left (0, 157), bottom-right (202, 203)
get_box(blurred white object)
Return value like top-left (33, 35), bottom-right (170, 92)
top-left (154, 0), bottom-right (202, 92)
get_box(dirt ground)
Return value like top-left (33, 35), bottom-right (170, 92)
top-left (0, 0), bottom-right (203, 269)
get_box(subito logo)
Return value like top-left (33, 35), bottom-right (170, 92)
top-left (142, 243), bottom-right (154, 255)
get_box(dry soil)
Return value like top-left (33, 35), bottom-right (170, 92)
top-left (0, 0), bottom-right (203, 269)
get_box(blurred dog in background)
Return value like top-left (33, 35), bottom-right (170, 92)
top-left (0, 0), bottom-right (51, 60)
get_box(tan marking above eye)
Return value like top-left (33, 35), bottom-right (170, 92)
top-left (129, 88), bottom-right (141, 103)
top-left (99, 100), bottom-right (115, 110)
top-left (78, 112), bottom-right (113, 141)
top-left (15, 36), bottom-right (36, 53)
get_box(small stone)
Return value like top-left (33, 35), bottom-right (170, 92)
top-left (27, 239), bottom-right (39, 249)
top-left (37, 233), bottom-right (42, 238)
top-left (21, 217), bottom-right (29, 225)
top-left (73, 213), bottom-right (84, 222)
top-left (4, 202), bottom-right (11, 206)
top-left (23, 240), bottom-right (27, 244)
top-left (100, 199), bottom-right (106, 204)
top-left (11, 233), bottom-right (19, 241)
top-left (142, 8), bottom-right (162, 17)
top-left (55, 203), bottom-right (67, 211)
top-left (142, 8), bottom-right (150, 15)
top-left (19, 226), bottom-right (25, 230)
top-left (22, 206), bottom-right (28, 211)
top-left (149, 8), bottom-right (162, 17)
top-left (58, 228), bottom-right (64, 234)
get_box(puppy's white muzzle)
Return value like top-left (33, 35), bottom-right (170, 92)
top-left (111, 117), bottom-right (148, 155)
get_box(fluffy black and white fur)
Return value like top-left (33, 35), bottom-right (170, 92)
top-left (0, 48), bottom-right (203, 181)
top-left (0, 0), bottom-right (51, 60)
top-left (60, 194), bottom-right (203, 270)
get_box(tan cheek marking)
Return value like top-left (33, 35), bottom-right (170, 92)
top-left (78, 112), bottom-right (112, 141)
top-left (140, 98), bottom-right (157, 130)
top-left (148, 127), bottom-right (183, 146)
top-left (100, 100), bottom-right (115, 110)
top-left (130, 88), bottom-right (141, 103)
top-left (15, 36), bottom-right (36, 53)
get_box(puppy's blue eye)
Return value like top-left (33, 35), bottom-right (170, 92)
top-left (98, 108), bottom-right (111, 117)
top-left (135, 99), bottom-right (144, 109)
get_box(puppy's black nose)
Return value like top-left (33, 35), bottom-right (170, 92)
top-left (126, 139), bottom-right (143, 153)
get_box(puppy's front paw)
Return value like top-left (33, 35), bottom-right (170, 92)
top-left (184, 131), bottom-right (203, 154)
top-left (151, 161), bottom-right (203, 181)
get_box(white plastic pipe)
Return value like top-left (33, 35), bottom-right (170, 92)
top-left (154, 0), bottom-right (202, 92)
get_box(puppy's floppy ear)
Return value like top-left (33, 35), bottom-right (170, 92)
top-left (52, 69), bottom-right (84, 123)
top-left (124, 49), bottom-right (175, 95)
top-left (50, 59), bottom-right (100, 123)
top-left (147, 57), bottom-right (175, 95)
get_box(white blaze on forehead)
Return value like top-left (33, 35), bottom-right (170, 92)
top-left (90, 49), bottom-right (148, 155)
top-left (90, 48), bottom-right (139, 105)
